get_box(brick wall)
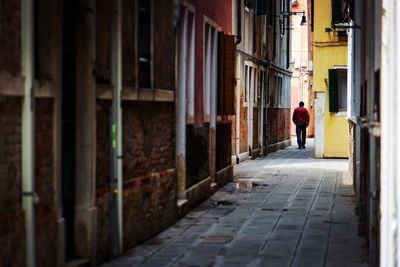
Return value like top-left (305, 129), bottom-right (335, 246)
top-left (267, 108), bottom-right (291, 145)
top-left (123, 170), bottom-right (176, 250)
top-left (95, 188), bottom-right (112, 263)
top-left (122, 102), bottom-right (174, 178)
top-left (96, 101), bottom-right (176, 263)
top-left (0, 97), bottom-right (22, 212)
top-left (35, 98), bottom-right (57, 267)
top-left (0, 0), bottom-right (21, 75)
top-left (0, 96), bottom-right (25, 267)
top-left (96, 100), bottom-right (111, 188)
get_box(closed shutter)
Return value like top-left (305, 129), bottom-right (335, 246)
top-left (218, 33), bottom-right (236, 115)
top-left (256, 0), bottom-right (267, 15)
top-left (331, 0), bottom-right (342, 26)
top-left (329, 69), bottom-right (339, 112)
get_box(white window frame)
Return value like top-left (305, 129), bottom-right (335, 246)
top-left (334, 65), bottom-right (348, 116)
top-left (203, 16), bottom-right (220, 123)
top-left (186, 6), bottom-right (195, 122)
top-left (177, 3), bottom-right (195, 123)
top-left (244, 60), bottom-right (255, 107)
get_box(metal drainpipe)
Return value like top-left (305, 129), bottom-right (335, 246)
top-left (235, 0), bottom-right (241, 163)
top-left (368, 1), bottom-right (377, 265)
top-left (111, 0), bottom-right (123, 256)
top-left (21, 0), bottom-right (36, 266)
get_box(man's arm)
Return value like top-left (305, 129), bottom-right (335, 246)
top-left (292, 110), bottom-right (296, 124)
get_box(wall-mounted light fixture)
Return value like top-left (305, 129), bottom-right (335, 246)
top-left (281, 11), bottom-right (307, 26)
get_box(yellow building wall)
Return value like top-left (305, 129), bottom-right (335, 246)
top-left (313, 0), bottom-right (349, 158)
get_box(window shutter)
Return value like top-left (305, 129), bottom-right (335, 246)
top-left (331, 0), bottom-right (342, 26)
top-left (267, 0), bottom-right (273, 25)
top-left (329, 69), bottom-right (339, 112)
top-left (218, 33), bottom-right (236, 115)
top-left (256, 0), bottom-right (267, 15)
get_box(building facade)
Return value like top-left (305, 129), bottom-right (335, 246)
top-left (290, 0), bottom-right (314, 137)
top-left (0, 0), bottom-right (302, 266)
top-left (232, 0), bottom-right (292, 163)
top-left (175, 0), bottom-right (235, 217)
top-left (347, 0), bottom-right (380, 265)
top-left (0, 0), bottom-right (234, 266)
top-left (313, 0), bottom-right (349, 158)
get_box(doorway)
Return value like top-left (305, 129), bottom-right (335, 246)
top-left (61, 0), bottom-right (77, 260)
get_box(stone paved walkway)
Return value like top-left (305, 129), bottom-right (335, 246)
top-left (101, 139), bottom-right (368, 267)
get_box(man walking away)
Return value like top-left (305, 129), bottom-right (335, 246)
top-left (292, 101), bottom-right (310, 149)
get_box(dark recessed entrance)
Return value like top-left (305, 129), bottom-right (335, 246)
top-left (61, 0), bottom-right (77, 261)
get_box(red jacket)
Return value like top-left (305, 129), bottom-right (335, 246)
top-left (292, 106), bottom-right (310, 125)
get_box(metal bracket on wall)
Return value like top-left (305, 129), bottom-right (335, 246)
top-left (358, 117), bottom-right (380, 137)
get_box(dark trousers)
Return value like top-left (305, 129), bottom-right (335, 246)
top-left (296, 123), bottom-right (307, 147)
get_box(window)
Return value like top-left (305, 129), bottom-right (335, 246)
top-left (329, 68), bottom-right (347, 112)
top-left (331, 0), bottom-right (350, 27)
top-left (203, 19), bottom-right (218, 121)
top-left (138, 0), bottom-right (152, 88)
top-left (244, 64), bottom-right (253, 105)
top-left (178, 6), bottom-right (195, 121)
top-left (244, 62), bottom-right (260, 107)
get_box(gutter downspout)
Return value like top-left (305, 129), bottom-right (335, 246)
top-left (235, 0), bottom-right (241, 163)
top-left (369, 1), bottom-right (377, 265)
top-left (111, 0), bottom-right (123, 255)
top-left (21, 0), bottom-right (36, 266)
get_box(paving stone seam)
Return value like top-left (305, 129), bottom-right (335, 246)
top-left (137, 213), bottom-right (207, 266)
top-left (226, 177), bottom-right (285, 251)
top-left (323, 171), bottom-right (339, 267)
top-left (259, 170), bottom-right (310, 252)
top-left (288, 169), bottom-right (327, 267)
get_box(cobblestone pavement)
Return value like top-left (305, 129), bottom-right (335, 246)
top-left (101, 139), bottom-right (368, 267)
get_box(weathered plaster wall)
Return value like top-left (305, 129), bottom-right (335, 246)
top-left (313, 0), bottom-right (349, 158)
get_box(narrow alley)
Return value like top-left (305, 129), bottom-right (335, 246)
top-left (101, 140), bottom-right (367, 267)
top-left (4, 0), bottom-right (400, 266)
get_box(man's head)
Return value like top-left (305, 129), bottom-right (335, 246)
top-left (299, 101), bottom-right (304, 107)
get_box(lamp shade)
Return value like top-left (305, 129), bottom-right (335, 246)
top-left (300, 14), bottom-right (307, 26)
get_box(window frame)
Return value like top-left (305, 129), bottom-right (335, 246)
top-left (243, 60), bottom-right (255, 107)
top-left (136, 0), bottom-right (153, 89)
top-left (203, 16), bottom-right (220, 122)
top-left (329, 66), bottom-right (348, 115)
